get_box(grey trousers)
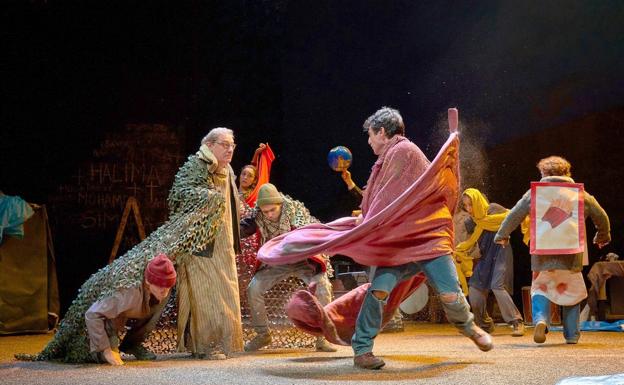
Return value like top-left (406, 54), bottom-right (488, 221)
top-left (469, 286), bottom-right (522, 326)
top-left (247, 262), bottom-right (333, 334)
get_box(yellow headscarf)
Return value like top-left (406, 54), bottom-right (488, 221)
top-left (453, 189), bottom-right (504, 294)
top-left (456, 188), bottom-right (508, 253)
top-left (454, 188), bottom-right (529, 294)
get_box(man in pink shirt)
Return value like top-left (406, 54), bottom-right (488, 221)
top-left (351, 107), bottom-right (492, 369)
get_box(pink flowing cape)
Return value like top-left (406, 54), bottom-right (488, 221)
top-left (257, 132), bottom-right (460, 267)
top-left (265, 109), bottom-right (459, 344)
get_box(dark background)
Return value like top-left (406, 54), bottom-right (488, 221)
top-left (2, 0), bottom-right (623, 313)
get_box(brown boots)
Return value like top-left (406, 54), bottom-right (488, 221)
top-left (354, 352), bottom-right (385, 370)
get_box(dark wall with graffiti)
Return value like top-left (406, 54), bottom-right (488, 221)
top-left (2, 1), bottom-right (623, 311)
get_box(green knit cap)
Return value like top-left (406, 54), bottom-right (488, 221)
top-left (256, 183), bottom-right (283, 207)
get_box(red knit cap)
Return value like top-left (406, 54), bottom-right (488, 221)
top-left (145, 254), bottom-right (176, 288)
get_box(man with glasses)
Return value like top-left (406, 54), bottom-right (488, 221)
top-left (168, 127), bottom-right (244, 359)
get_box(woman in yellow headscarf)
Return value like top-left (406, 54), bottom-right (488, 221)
top-left (454, 188), bottom-right (525, 336)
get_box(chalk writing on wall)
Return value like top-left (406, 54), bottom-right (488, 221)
top-left (49, 124), bottom-right (185, 259)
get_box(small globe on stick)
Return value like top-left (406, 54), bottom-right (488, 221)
top-left (328, 146), bottom-right (352, 172)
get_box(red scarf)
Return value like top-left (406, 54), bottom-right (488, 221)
top-left (244, 144), bottom-right (275, 207)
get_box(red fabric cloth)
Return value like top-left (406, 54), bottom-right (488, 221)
top-left (286, 274), bottom-right (426, 345)
top-left (257, 132), bottom-right (460, 267)
top-left (245, 144), bottom-right (275, 207)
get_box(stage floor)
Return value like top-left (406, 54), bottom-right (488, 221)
top-left (1, 322), bottom-right (623, 385)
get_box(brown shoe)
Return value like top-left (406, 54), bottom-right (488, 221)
top-left (462, 325), bottom-right (493, 352)
top-left (244, 333), bottom-right (272, 352)
top-left (354, 352), bottom-right (385, 370)
top-left (511, 321), bottom-right (525, 337)
top-left (534, 321), bottom-right (547, 344)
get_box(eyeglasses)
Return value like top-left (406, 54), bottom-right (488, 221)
top-left (214, 141), bottom-right (237, 150)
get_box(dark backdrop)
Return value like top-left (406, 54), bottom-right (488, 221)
top-left (2, 0), bottom-right (623, 312)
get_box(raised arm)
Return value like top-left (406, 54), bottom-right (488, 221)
top-left (342, 170), bottom-right (363, 203)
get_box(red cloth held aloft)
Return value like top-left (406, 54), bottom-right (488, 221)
top-left (245, 144), bottom-right (275, 207)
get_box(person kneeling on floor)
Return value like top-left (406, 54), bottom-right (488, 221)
top-left (85, 254), bottom-right (176, 365)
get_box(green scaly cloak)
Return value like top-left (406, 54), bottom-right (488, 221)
top-left (17, 153), bottom-right (225, 363)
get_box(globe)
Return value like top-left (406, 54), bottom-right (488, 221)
top-left (327, 146), bottom-right (352, 172)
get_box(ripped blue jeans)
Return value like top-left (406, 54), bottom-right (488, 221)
top-left (352, 255), bottom-right (475, 355)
